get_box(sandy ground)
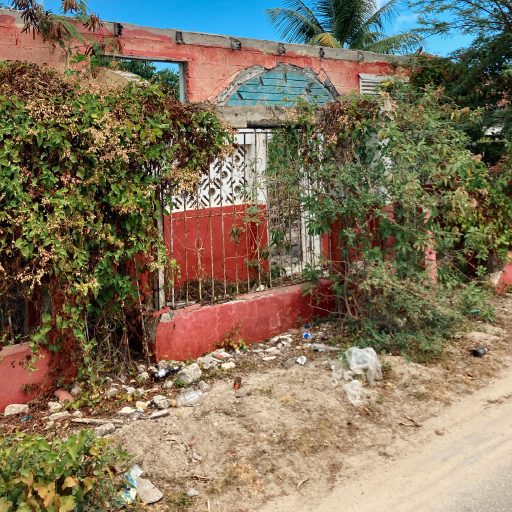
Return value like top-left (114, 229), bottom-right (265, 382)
top-left (111, 294), bottom-right (512, 512)
top-left (260, 364), bottom-right (512, 512)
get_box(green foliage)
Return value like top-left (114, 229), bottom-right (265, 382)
top-left (0, 62), bottom-right (229, 374)
top-left (267, 84), bottom-right (507, 358)
top-left (266, 0), bottom-right (421, 53)
top-left (0, 430), bottom-right (126, 511)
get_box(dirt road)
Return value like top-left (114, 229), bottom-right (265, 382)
top-left (260, 369), bottom-right (512, 512)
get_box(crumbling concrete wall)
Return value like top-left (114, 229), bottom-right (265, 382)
top-left (0, 8), bottom-right (407, 103)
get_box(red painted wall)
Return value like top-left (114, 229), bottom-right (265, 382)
top-left (0, 10), bottom-right (403, 103)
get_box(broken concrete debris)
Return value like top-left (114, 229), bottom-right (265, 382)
top-left (221, 361), bottom-right (236, 370)
top-left (95, 422), bottom-right (116, 437)
top-left (47, 411), bottom-right (71, 422)
top-left (4, 403), bottom-right (29, 416)
top-left (152, 395), bottom-right (171, 410)
top-left (175, 363), bottom-right (202, 385)
top-left (119, 406), bottom-right (137, 416)
top-left (48, 401), bottom-right (63, 413)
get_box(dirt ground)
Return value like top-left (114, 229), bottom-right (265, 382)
top-left (2, 294), bottom-right (511, 511)
top-left (112, 294), bottom-right (512, 512)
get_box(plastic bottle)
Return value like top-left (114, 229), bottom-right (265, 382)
top-left (173, 389), bottom-right (204, 407)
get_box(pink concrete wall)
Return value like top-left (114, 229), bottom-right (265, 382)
top-left (155, 279), bottom-right (334, 360)
top-left (0, 10), bottom-right (403, 103)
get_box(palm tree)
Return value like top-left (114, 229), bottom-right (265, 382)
top-left (266, 0), bottom-right (420, 54)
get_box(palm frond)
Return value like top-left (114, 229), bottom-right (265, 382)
top-left (363, 31), bottom-right (423, 54)
top-left (309, 32), bottom-right (342, 47)
top-left (266, 0), bottom-right (324, 43)
top-left (364, 0), bottom-right (400, 31)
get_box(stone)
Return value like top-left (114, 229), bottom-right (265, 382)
top-left (54, 389), bottom-right (74, 402)
top-left (221, 362), bottom-right (236, 371)
top-left (153, 395), bottom-right (171, 410)
top-left (70, 384), bottom-right (82, 397)
top-left (95, 422), bottom-right (116, 437)
top-left (187, 488), bottom-right (200, 498)
top-left (125, 387), bottom-right (136, 395)
top-left (149, 410), bottom-right (171, 420)
top-left (135, 401), bottom-right (149, 411)
top-left (136, 477), bottom-right (164, 504)
top-left (212, 349), bottom-right (232, 360)
top-left (192, 451), bottom-right (203, 461)
top-left (72, 410), bottom-right (83, 418)
top-left (48, 401), bottom-right (63, 414)
top-left (118, 406), bottom-right (137, 416)
top-left (48, 411), bottom-right (71, 422)
top-left (176, 363), bottom-right (202, 385)
top-left (197, 354), bottom-right (221, 370)
top-left (138, 371), bottom-right (150, 382)
top-left (265, 346), bottom-right (279, 353)
top-left (262, 356), bottom-right (277, 362)
top-left (106, 387), bottom-right (119, 399)
top-left (296, 355), bottom-right (307, 366)
top-left (162, 380), bottom-right (174, 390)
top-left (197, 380), bottom-right (210, 392)
top-left (4, 404), bottom-right (29, 417)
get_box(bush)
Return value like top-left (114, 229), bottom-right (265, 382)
top-left (0, 430), bottom-right (126, 512)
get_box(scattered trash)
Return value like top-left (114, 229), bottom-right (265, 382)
top-left (48, 401), bottom-right (63, 414)
top-left (117, 466), bottom-right (145, 506)
top-left (138, 371), bottom-right (150, 382)
top-left (304, 343), bottom-right (338, 352)
top-left (471, 346), bottom-right (488, 357)
top-left (152, 395), bottom-right (171, 410)
top-left (176, 363), bottom-right (202, 385)
top-left (296, 355), bottom-right (307, 366)
top-left (47, 411), bottom-right (71, 422)
top-left (95, 422), bottom-right (116, 437)
top-left (343, 379), bottom-right (365, 407)
top-left (343, 347), bottom-right (382, 385)
top-left (302, 332), bottom-right (313, 340)
top-left (174, 389), bottom-right (204, 408)
top-left (187, 488), bottom-right (200, 498)
top-left (233, 376), bottom-right (242, 390)
top-left (54, 389), bottom-right (74, 402)
top-left (221, 361), bottom-right (236, 371)
top-left (20, 415), bottom-right (32, 422)
top-left (125, 387), bottom-right (136, 396)
top-left (331, 361), bottom-right (353, 386)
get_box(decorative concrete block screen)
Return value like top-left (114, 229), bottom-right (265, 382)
top-left (163, 129), bottom-right (327, 308)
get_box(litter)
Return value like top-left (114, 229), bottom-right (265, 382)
top-left (343, 379), bottom-right (366, 407)
top-left (343, 347), bottom-right (382, 385)
top-left (296, 355), bottom-right (307, 366)
top-left (471, 346), bottom-right (488, 357)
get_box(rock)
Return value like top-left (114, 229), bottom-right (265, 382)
top-left (136, 477), bottom-right (164, 504)
top-left (4, 404), bottom-right (29, 417)
top-left (125, 387), bottom-right (136, 395)
top-left (48, 401), bottom-right (63, 414)
top-left (72, 410), bottom-right (83, 418)
top-left (187, 488), bottom-right (200, 498)
top-left (176, 363), bottom-right (202, 385)
top-left (265, 347), bottom-right (279, 353)
top-left (106, 387), bottom-right (119, 399)
top-left (197, 381), bottom-right (210, 392)
top-left (135, 401), bottom-right (149, 411)
top-left (197, 354), bottom-right (221, 370)
top-left (70, 384), bottom-right (82, 397)
top-left (149, 410), bottom-right (171, 420)
top-left (138, 371), bottom-right (150, 382)
top-left (262, 356), bottom-right (277, 361)
top-left (192, 451), bottom-right (203, 461)
top-left (153, 395), bottom-right (171, 410)
top-left (95, 422), bottom-right (116, 437)
top-left (54, 389), bottom-right (74, 402)
top-left (162, 380), bottom-right (174, 390)
top-left (221, 362), bottom-right (236, 371)
top-left (296, 355), bottom-right (307, 366)
top-left (48, 411), bottom-right (71, 422)
top-left (118, 406), bottom-right (137, 416)
top-left (283, 357), bottom-right (297, 369)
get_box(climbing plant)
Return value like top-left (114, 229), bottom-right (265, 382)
top-left (0, 62), bottom-right (230, 376)
top-left (267, 84), bottom-right (508, 358)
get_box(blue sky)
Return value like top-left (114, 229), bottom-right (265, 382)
top-left (44, 0), bottom-right (472, 57)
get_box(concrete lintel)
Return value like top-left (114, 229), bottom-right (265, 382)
top-left (0, 8), bottom-right (412, 65)
top-left (217, 106), bottom-right (295, 128)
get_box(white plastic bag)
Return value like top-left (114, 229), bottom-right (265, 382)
top-left (343, 379), bottom-right (365, 407)
top-left (343, 347), bottom-right (382, 385)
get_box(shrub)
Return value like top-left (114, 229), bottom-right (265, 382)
top-left (0, 430), bottom-right (125, 512)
